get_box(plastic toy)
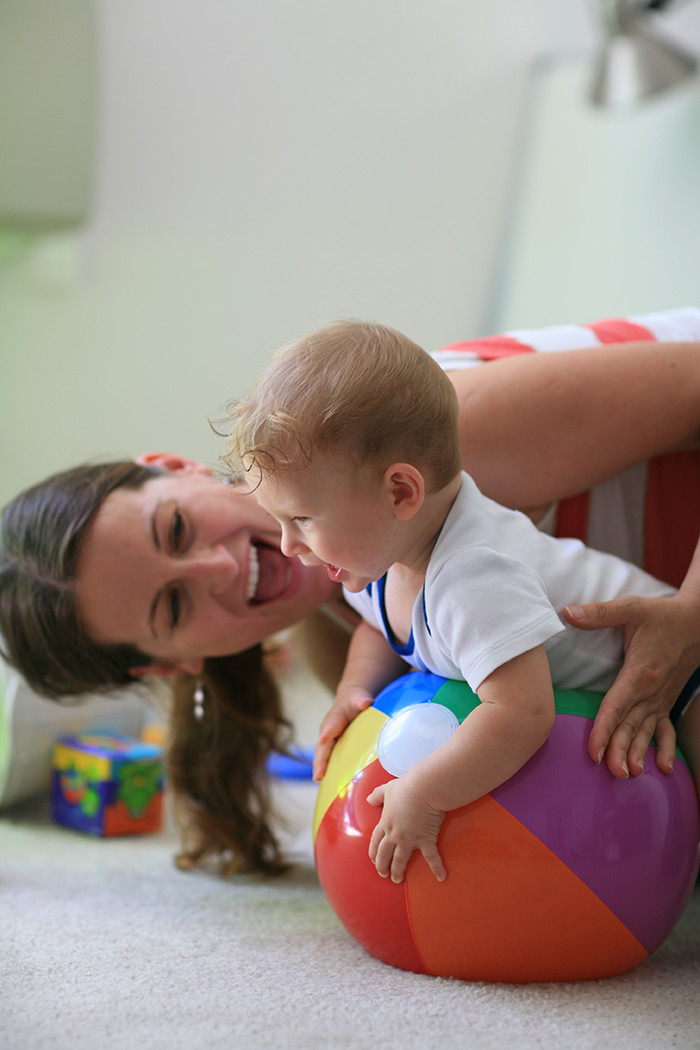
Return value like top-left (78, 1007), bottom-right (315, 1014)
top-left (267, 746), bottom-right (314, 779)
top-left (52, 733), bottom-right (163, 836)
top-left (313, 672), bottom-right (700, 983)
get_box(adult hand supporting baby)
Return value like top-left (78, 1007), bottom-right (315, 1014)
top-left (564, 593), bottom-right (700, 778)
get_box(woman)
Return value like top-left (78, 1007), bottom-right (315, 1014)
top-left (2, 309), bottom-right (700, 875)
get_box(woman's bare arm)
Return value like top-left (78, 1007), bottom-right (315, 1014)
top-left (447, 340), bottom-right (700, 515)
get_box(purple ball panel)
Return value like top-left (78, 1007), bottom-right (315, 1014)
top-left (491, 713), bottom-right (700, 953)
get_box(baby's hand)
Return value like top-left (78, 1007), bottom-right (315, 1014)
top-left (366, 778), bottom-right (446, 884)
top-left (313, 685), bottom-right (373, 781)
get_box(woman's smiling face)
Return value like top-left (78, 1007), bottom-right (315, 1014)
top-left (74, 469), bottom-right (335, 675)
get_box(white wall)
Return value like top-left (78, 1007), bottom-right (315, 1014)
top-left (1, 1), bottom-right (698, 508)
top-left (493, 55), bottom-right (700, 330)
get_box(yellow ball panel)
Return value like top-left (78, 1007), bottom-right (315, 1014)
top-left (312, 706), bottom-right (387, 840)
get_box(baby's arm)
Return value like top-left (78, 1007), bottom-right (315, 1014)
top-left (313, 620), bottom-right (407, 781)
top-left (367, 645), bottom-right (555, 883)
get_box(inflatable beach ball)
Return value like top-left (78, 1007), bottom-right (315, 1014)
top-left (313, 672), bottom-right (699, 983)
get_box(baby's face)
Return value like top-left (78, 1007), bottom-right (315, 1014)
top-left (254, 454), bottom-right (401, 592)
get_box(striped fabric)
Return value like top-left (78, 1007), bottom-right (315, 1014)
top-left (433, 307), bottom-right (700, 370)
top-left (433, 307), bottom-right (700, 588)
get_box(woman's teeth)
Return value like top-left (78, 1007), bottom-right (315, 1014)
top-left (246, 545), bottom-right (260, 602)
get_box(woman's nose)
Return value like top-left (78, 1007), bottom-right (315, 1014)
top-left (184, 545), bottom-right (239, 592)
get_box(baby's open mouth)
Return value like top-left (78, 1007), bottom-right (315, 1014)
top-left (247, 543), bottom-right (292, 604)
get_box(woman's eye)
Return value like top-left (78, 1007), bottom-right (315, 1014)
top-left (170, 510), bottom-right (185, 550)
top-left (168, 587), bottom-right (181, 629)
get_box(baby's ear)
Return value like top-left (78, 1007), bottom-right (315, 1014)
top-left (382, 463), bottom-right (424, 520)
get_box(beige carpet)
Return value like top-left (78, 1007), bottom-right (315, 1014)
top-left (2, 659), bottom-right (699, 1050)
top-left (2, 781), bottom-right (699, 1050)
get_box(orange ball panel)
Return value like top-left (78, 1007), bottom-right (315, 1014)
top-left (406, 795), bottom-right (649, 982)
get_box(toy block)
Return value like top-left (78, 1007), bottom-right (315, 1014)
top-left (51, 733), bottom-right (163, 836)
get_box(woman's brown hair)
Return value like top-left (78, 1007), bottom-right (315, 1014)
top-left (0, 461), bottom-right (291, 875)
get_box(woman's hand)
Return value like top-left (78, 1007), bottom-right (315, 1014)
top-left (564, 593), bottom-right (700, 778)
top-left (367, 778), bottom-right (446, 884)
top-left (313, 685), bottom-right (373, 781)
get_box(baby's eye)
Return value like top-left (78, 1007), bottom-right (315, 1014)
top-left (169, 509), bottom-right (186, 550)
top-left (293, 516), bottom-right (310, 526)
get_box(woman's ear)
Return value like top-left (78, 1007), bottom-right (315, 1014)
top-left (136, 452), bottom-right (211, 476)
top-left (382, 463), bottom-right (424, 520)
top-left (130, 657), bottom-right (204, 681)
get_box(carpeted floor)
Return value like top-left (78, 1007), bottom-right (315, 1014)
top-left (2, 783), bottom-right (699, 1050)
top-left (2, 659), bottom-right (699, 1050)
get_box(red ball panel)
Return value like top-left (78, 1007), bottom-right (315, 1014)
top-left (314, 758), bottom-right (426, 974)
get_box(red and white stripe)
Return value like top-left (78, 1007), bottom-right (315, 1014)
top-left (432, 307), bottom-right (700, 370)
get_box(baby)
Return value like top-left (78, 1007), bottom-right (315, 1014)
top-left (224, 320), bottom-right (700, 884)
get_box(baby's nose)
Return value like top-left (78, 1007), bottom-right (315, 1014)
top-left (280, 527), bottom-right (307, 558)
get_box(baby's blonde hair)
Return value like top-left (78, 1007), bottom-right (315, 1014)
top-left (223, 320), bottom-right (462, 492)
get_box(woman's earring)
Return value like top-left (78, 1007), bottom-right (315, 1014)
top-left (193, 678), bottom-right (205, 721)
